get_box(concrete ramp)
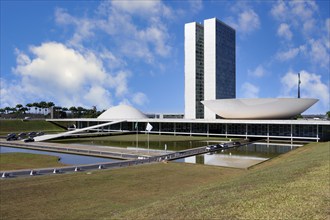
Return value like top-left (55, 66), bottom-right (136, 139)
top-left (33, 120), bottom-right (126, 142)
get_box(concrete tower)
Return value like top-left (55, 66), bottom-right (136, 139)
top-left (184, 18), bottom-right (236, 119)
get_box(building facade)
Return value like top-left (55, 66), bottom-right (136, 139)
top-left (48, 118), bottom-right (330, 142)
top-left (185, 18), bottom-right (236, 119)
top-left (184, 22), bottom-right (204, 119)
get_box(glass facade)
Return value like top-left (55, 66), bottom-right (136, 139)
top-left (195, 24), bottom-right (204, 119)
top-left (215, 20), bottom-right (236, 99)
top-left (74, 120), bottom-right (329, 141)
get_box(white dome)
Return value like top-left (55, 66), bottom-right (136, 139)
top-left (98, 105), bottom-right (147, 120)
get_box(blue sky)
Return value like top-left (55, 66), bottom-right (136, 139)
top-left (1, 0), bottom-right (329, 114)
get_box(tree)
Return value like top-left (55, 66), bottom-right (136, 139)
top-left (16, 104), bottom-right (23, 109)
top-left (15, 104), bottom-right (28, 114)
top-left (15, 104), bottom-right (23, 113)
top-left (26, 103), bottom-right (33, 113)
top-left (77, 106), bottom-right (85, 118)
top-left (32, 102), bottom-right (39, 114)
top-left (21, 107), bottom-right (28, 114)
top-left (4, 107), bottom-right (11, 114)
top-left (47, 102), bottom-right (55, 108)
top-left (10, 107), bottom-right (17, 113)
top-left (46, 102), bottom-right (55, 115)
top-left (69, 106), bottom-right (77, 117)
top-left (39, 101), bottom-right (47, 114)
top-left (326, 111), bottom-right (330, 119)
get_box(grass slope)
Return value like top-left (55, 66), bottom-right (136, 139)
top-left (0, 163), bottom-right (242, 219)
top-left (0, 142), bottom-right (329, 219)
top-left (115, 142), bottom-right (330, 219)
top-left (0, 153), bottom-right (66, 171)
top-left (0, 120), bottom-right (64, 135)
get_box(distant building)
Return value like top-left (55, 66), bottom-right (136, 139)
top-left (146, 113), bottom-right (184, 119)
top-left (185, 18), bottom-right (236, 119)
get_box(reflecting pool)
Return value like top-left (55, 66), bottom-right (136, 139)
top-left (50, 134), bottom-right (300, 168)
top-left (0, 146), bottom-right (120, 165)
top-left (175, 143), bottom-right (300, 168)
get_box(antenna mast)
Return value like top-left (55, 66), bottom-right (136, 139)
top-left (298, 72), bottom-right (301, 98)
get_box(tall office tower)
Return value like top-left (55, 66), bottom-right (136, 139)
top-left (204, 18), bottom-right (236, 119)
top-left (184, 22), bottom-right (204, 119)
top-left (184, 18), bottom-right (235, 119)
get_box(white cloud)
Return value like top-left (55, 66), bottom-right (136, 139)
top-left (276, 38), bottom-right (329, 68)
top-left (288, 0), bottom-right (318, 22)
top-left (226, 2), bottom-right (260, 34)
top-left (303, 19), bottom-right (315, 34)
top-left (271, 0), bottom-right (319, 36)
top-left (325, 18), bottom-right (330, 49)
top-left (241, 82), bottom-right (259, 98)
top-left (99, 48), bottom-right (126, 70)
top-left (270, 0), bottom-right (288, 21)
top-left (55, 8), bottom-right (96, 47)
top-left (228, 9), bottom-right (260, 34)
top-left (276, 47), bottom-right (301, 61)
top-left (237, 9), bottom-right (260, 33)
top-left (280, 70), bottom-right (329, 112)
top-left (277, 23), bottom-right (292, 40)
top-left (84, 86), bottom-right (112, 108)
top-left (15, 49), bottom-right (31, 65)
top-left (308, 39), bottom-right (329, 68)
top-left (9, 42), bottom-right (135, 109)
top-left (188, 0), bottom-right (203, 14)
top-left (4, 1), bottom-right (192, 109)
top-left (271, 1), bottom-right (330, 70)
top-left (119, 98), bottom-right (132, 106)
top-left (0, 78), bottom-right (27, 108)
top-left (55, 1), bottom-right (174, 62)
top-left (248, 65), bottom-right (267, 77)
top-left (110, 70), bottom-right (131, 97)
top-left (111, 0), bottom-right (169, 17)
top-left (132, 92), bottom-right (149, 106)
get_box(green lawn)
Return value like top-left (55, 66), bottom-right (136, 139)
top-left (0, 119), bottom-right (65, 136)
top-left (0, 142), bottom-right (329, 219)
top-left (0, 153), bottom-right (66, 171)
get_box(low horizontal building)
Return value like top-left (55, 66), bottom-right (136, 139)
top-left (47, 117), bottom-right (329, 142)
top-left (44, 105), bottom-right (329, 142)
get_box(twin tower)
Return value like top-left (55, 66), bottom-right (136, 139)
top-left (184, 18), bottom-right (236, 119)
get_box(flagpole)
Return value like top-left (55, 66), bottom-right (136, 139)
top-left (136, 122), bottom-right (138, 151)
top-left (148, 131), bottom-right (150, 154)
top-left (145, 122), bottom-right (153, 155)
top-left (298, 72), bottom-right (301, 98)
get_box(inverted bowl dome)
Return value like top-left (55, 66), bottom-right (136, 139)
top-left (202, 98), bottom-right (318, 119)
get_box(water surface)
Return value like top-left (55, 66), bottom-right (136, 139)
top-left (0, 146), bottom-right (119, 165)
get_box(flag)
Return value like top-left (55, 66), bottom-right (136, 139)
top-left (146, 123), bottom-right (153, 132)
top-left (135, 122), bottom-right (138, 129)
